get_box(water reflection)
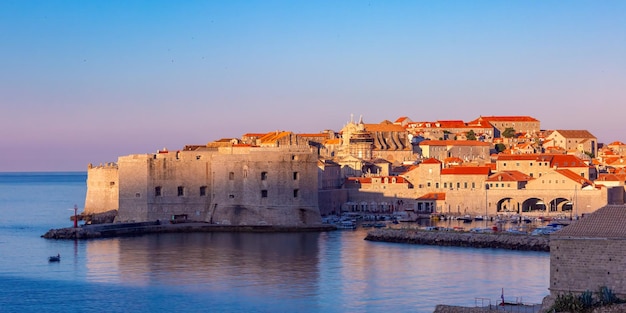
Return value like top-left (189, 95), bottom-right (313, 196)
top-left (83, 230), bottom-right (548, 312)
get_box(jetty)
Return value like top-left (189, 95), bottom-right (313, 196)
top-left (364, 228), bottom-right (549, 251)
top-left (42, 221), bottom-right (336, 240)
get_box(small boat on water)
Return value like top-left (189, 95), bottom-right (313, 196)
top-left (48, 254), bottom-right (60, 262)
top-left (336, 220), bottom-right (357, 230)
top-left (457, 215), bottom-right (473, 223)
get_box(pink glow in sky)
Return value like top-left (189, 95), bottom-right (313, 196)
top-left (1, 1), bottom-right (625, 171)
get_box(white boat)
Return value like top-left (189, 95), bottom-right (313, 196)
top-left (336, 220), bottom-right (356, 230)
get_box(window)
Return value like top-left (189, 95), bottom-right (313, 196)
top-left (444, 182), bottom-right (447, 188)
top-left (261, 172), bottom-right (268, 180)
top-left (293, 189), bottom-right (299, 198)
top-left (464, 182), bottom-right (468, 189)
top-left (427, 182), bottom-right (431, 187)
top-left (456, 182), bottom-right (460, 189)
top-left (229, 194), bottom-right (235, 199)
top-left (200, 186), bottom-right (207, 196)
top-left (496, 183), bottom-right (499, 187)
top-left (135, 193), bottom-right (141, 198)
top-left (530, 173), bottom-right (534, 177)
top-left (471, 182), bottom-right (475, 189)
top-left (435, 183), bottom-right (439, 188)
top-left (155, 186), bottom-right (162, 197)
top-left (110, 181), bottom-right (115, 186)
top-left (293, 172), bottom-right (299, 180)
top-left (503, 162), bottom-right (507, 167)
top-left (229, 172), bottom-right (234, 180)
top-left (530, 163), bottom-right (533, 166)
top-left (178, 186), bottom-right (184, 196)
top-left (261, 190), bottom-right (268, 198)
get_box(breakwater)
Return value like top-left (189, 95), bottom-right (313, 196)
top-left (42, 222), bottom-right (336, 240)
top-left (365, 228), bottom-right (549, 251)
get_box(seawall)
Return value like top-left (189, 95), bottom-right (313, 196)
top-left (365, 228), bottom-right (549, 251)
top-left (42, 222), bottom-right (337, 240)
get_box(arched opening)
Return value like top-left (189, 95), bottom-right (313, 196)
top-left (522, 198), bottom-right (545, 212)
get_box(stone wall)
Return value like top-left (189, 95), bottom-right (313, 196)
top-left (550, 238), bottom-right (626, 298)
top-left (84, 163), bottom-right (119, 214)
top-left (113, 146), bottom-right (321, 226)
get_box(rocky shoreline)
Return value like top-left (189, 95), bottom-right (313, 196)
top-left (365, 228), bottom-right (550, 251)
top-left (42, 221), bottom-right (337, 240)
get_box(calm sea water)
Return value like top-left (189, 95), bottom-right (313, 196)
top-left (0, 172), bottom-right (550, 313)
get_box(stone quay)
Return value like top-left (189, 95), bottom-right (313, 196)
top-left (365, 228), bottom-right (550, 251)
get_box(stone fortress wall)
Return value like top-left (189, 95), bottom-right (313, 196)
top-left (86, 145), bottom-right (321, 227)
top-left (84, 163), bottom-right (119, 214)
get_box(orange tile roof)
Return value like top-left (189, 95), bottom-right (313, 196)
top-left (487, 170), bottom-right (533, 182)
top-left (596, 174), bottom-right (626, 182)
top-left (298, 133), bottom-right (329, 137)
top-left (395, 116), bottom-right (409, 123)
top-left (552, 205), bottom-right (626, 238)
top-left (364, 122), bottom-right (406, 132)
top-left (472, 116), bottom-right (539, 122)
top-left (323, 138), bottom-right (341, 145)
top-left (550, 155), bottom-right (587, 167)
top-left (441, 166), bottom-right (491, 175)
top-left (608, 141), bottom-right (626, 146)
top-left (552, 130), bottom-right (596, 138)
top-left (554, 169), bottom-right (594, 186)
top-left (422, 158), bottom-right (442, 164)
top-left (259, 131), bottom-right (291, 143)
top-left (417, 192), bottom-right (446, 200)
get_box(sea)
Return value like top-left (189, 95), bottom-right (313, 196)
top-left (0, 172), bottom-right (550, 313)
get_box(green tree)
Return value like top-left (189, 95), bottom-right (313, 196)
top-left (466, 130), bottom-right (476, 141)
top-left (495, 143), bottom-right (507, 153)
top-left (502, 127), bottom-right (516, 138)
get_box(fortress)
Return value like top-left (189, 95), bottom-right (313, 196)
top-left (85, 144), bottom-right (322, 226)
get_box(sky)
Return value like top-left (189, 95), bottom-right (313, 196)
top-left (1, 1), bottom-right (625, 172)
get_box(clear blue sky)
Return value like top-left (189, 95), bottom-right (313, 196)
top-left (1, 1), bottom-right (625, 171)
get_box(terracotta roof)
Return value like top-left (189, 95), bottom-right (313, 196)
top-left (417, 192), bottom-right (446, 200)
top-left (552, 130), bottom-right (596, 139)
top-left (608, 141), bottom-right (626, 146)
top-left (472, 116), bottom-right (539, 122)
top-left (422, 158), bottom-right (442, 164)
top-left (419, 140), bottom-right (490, 146)
top-left (298, 133), bottom-right (329, 138)
top-left (395, 116), bottom-right (409, 123)
top-left (444, 157), bottom-right (464, 164)
top-left (551, 205), bottom-right (626, 238)
top-left (487, 170), bottom-right (534, 182)
top-left (596, 174), bottom-right (626, 182)
top-left (550, 155), bottom-right (587, 168)
top-left (323, 138), bottom-right (341, 145)
top-left (441, 166), bottom-right (491, 175)
top-left (468, 116), bottom-right (539, 126)
top-left (554, 169), bottom-right (594, 186)
top-left (259, 131), bottom-right (291, 143)
top-left (364, 122), bottom-right (406, 132)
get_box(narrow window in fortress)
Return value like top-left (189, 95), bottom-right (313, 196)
top-left (464, 182), bottom-right (468, 189)
top-left (155, 186), bottom-right (162, 197)
top-left (229, 172), bottom-right (234, 180)
top-left (200, 186), bottom-right (207, 196)
top-left (261, 172), bottom-right (268, 180)
top-left (261, 190), bottom-right (268, 198)
top-left (293, 172), bottom-right (299, 180)
top-left (293, 189), bottom-right (299, 198)
top-left (243, 169), bottom-right (248, 178)
top-left (178, 186), bottom-right (184, 196)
